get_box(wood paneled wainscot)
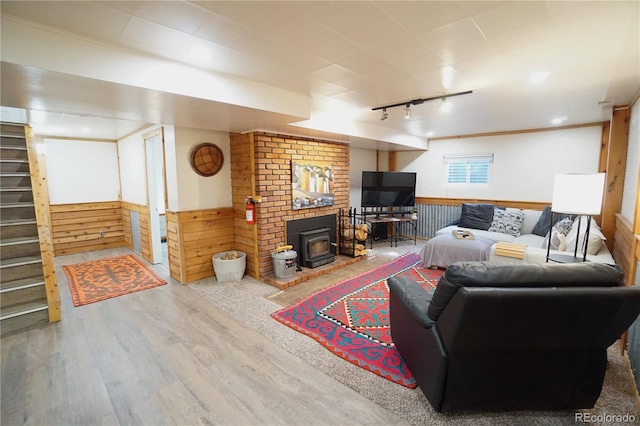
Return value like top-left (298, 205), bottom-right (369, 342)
top-left (166, 208), bottom-right (235, 284)
top-left (121, 202), bottom-right (152, 263)
top-left (613, 213), bottom-right (637, 286)
top-left (50, 201), bottom-right (125, 256)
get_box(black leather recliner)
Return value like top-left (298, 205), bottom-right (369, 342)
top-left (388, 261), bottom-right (640, 413)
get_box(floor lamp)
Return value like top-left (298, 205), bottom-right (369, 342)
top-left (546, 173), bottom-right (606, 263)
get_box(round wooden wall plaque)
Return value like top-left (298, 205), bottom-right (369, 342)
top-left (190, 143), bottom-right (224, 177)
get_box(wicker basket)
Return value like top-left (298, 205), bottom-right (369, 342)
top-left (212, 251), bottom-right (246, 282)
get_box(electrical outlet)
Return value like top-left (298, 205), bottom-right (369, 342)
top-left (99, 231), bottom-right (104, 238)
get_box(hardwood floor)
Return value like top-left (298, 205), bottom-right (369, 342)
top-left (1, 247), bottom-right (408, 425)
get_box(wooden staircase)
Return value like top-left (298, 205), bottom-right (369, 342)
top-left (1, 122), bottom-right (59, 335)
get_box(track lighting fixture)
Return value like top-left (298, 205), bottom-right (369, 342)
top-left (372, 90), bottom-right (473, 119)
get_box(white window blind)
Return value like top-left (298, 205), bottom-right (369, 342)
top-left (444, 154), bottom-right (493, 184)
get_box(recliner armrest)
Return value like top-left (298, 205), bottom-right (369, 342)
top-left (388, 277), bottom-right (436, 328)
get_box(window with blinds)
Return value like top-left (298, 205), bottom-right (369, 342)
top-left (445, 154), bottom-right (493, 184)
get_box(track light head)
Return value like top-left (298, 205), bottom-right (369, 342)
top-left (380, 108), bottom-right (388, 121)
top-left (404, 104), bottom-right (411, 119)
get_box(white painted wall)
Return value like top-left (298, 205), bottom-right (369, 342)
top-left (174, 127), bottom-right (232, 210)
top-left (118, 131), bottom-right (148, 206)
top-left (395, 126), bottom-right (603, 202)
top-left (621, 102), bottom-right (639, 222)
top-left (163, 126), bottom-right (179, 211)
top-left (349, 147), bottom-right (377, 208)
top-left (44, 138), bottom-right (120, 204)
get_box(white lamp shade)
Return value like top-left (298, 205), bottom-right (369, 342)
top-left (551, 173), bottom-right (605, 215)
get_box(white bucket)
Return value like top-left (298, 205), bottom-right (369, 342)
top-left (212, 251), bottom-right (246, 282)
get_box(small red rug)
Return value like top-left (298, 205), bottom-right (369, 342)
top-left (62, 254), bottom-right (167, 307)
top-left (271, 252), bottom-right (443, 388)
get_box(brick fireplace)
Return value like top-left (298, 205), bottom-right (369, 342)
top-left (230, 131), bottom-right (353, 289)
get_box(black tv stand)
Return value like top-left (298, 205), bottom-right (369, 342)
top-left (360, 207), bottom-right (418, 247)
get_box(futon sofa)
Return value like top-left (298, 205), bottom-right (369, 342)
top-left (435, 203), bottom-right (615, 264)
top-left (389, 261), bottom-right (640, 413)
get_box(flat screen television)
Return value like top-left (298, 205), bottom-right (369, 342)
top-left (361, 171), bottom-right (416, 207)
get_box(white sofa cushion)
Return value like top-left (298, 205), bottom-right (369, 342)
top-left (542, 217), bottom-right (573, 250)
top-left (564, 216), bottom-right (606, 255)
top-left (520, 209), bottom-right (543, 235)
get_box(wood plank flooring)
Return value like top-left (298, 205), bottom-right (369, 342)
top-left (1, 247), bottom-right (408, 425)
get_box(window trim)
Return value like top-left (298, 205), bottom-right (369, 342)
top-left (444, 154), bottom-right (493, 185)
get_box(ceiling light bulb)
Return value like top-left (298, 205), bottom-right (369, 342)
top-left (439, 98), bottom-right (452, 112)
top-left (380, 108), bottom-right (388, 121)
top-left (404, 105), bottom-right (411, 119)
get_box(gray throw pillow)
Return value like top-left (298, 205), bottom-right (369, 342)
top-left (531, 206), bottom-right (571, 236)
top-left (458, 203), bottom-right (495, 230)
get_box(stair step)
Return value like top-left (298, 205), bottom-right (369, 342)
top-left (0, 147), bottom-right (29, 160)
top-left (0, 219), bottom-right (38, 226)
top-left (1, 282), bottom-right (47, 309)
top-left (0, 123), bottom-right (26, 137)
top-left (0, 307), bottom-right (49, 336)
top-left (0, 256), bottom-right (43, 268)
top-left (0, 277), bottom-right (45, 293)
top-left (0, 220), bottom-right (38, 240)
top-left (0, 257), bottom-right (44, 284)
top-left (0, 237), bottom-right (40, 246)
top-left (0, 172), bottom-right (31, 177)
top-left (0, 202), bottom-right (35, 209)
top-left (1, 187), bottom-right (32, 191)
top-left (0, 300), bottom-right (49, 321)
top-left (0, 237), bottom-right (41, 260)
top-left (1, 158), bottom-right (29, 163)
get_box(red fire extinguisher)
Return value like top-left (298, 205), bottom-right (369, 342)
top-left (245, 197), bottom-right (256, 225)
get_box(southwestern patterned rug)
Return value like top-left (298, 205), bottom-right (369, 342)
top-left (62, 254), bottom-right (167, 307)
top-left (271, 252), bottom-right (443, 388)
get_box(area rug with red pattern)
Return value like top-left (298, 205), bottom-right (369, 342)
top-left (62, 254), bottom-right (167, 307)
top-left (271, 252), bottom-right (443, 388)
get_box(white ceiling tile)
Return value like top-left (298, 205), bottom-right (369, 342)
top-left (133, 1), bottom-right (212, 35)
top-left (310, 80), bottom-right (349, 98)
top-left (458, 1), bottom-right (509, 17)
top-left (371, 37), bottom-right (441, 76)
top-left (195, 0), bottom-right (312, 34)
top-left (119, 16), bottom-right (191, 52)
top-left (436, 38), bottom-right (497, 67)
top-left (1, 1), bottom-right (130, 42)
top-left (472, 1), bottom-right (550, 37)
top-left (452, 55), bottom-right (512, 90)
top-left (416, 18), bottom-right (485, 50)
top-left (374, 1), bottom-right (468, 35)
top-left (486, 20), bottom-right (553, 53)
top-left (97, 1), bottom-right (140, 15)
top-left (414, 65), bottom-right (472, 94)
top-left (317, 2), bottom-right (409, 50)
top-left (311, 65), bottom-right (357, 85)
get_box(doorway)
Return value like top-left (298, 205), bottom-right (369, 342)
top-left (144, 129), bottom-right (167, 265)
